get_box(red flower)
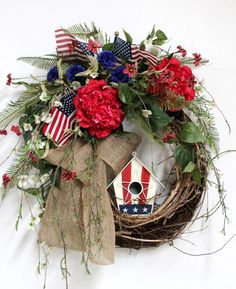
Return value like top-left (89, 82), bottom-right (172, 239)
top-left (28, 151), bottom-right (38, 163)
top-left (11, 125), bottom-right (22, 136)
top-left (61, 170), bottom-right (77, 182)
top-left (123, 63), bottom-right (137, 77)
top-left (192, 53), bottom-right (202, 66)
top-left (149, 57), bottom-right (196, 101)
top-left (2, 173), bottom-right (11, 189)
top-left (0, 129), bottom-right (7, 135)
top-left (6, 73), bottom-right (12, 86)
top-left (177, 45), bottom-right (187, 57)
top-left (161, 132), bottom-right (176, 142)
top-left (87, 39), bottom-right (102, 54)
top-left (74, 79), bottom-right (124, 139)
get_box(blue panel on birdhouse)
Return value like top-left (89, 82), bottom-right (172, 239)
top-left (119, 204), bottom-right (153, 215)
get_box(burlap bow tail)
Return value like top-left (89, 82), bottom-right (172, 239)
top-left (39, 133), bottom-right (141, 264)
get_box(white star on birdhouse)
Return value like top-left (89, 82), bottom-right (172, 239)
top-left (108, 152), bottom-right (164, 215)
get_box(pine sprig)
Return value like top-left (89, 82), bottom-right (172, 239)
top-left (18, 56), bottom-right (58, 70)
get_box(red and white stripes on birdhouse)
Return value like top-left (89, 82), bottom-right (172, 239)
top-left (109, 153), bottom-right (163, 215)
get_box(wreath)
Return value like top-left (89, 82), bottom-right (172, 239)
top-left (0, 23), bottom-right (226, 270)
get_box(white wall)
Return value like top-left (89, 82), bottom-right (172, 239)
top-left (0, 1), bottom-right (236, 289)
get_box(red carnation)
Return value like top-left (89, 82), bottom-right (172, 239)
top-left (177, 45), bottom-right (187, 57)
top-left (73, 79), bottom-right (124, 139)
top-left (11, 125), bottom-right (22, 136)
top-left (61, 170), bottom-right (77, 182)
top-left (2, 173), bottom-right (11, 189)
top-left (149, 57), bottom-right (196, 101)
top-left (0, 129), bottom-right (7, 135)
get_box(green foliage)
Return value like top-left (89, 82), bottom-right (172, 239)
top-left (66, 22), bottom-right (110, 44)
top-left (174, 144), bottom-right (194, 168)
top-left (146, 26), bottom-right (167, 46)
top-left (178, 122), bottom-right (206, 143)
top-left (102, 43), bottom-right (115, 51)
top-left (192, 167), bottom-right (202, 185)
top-left (5, 145), bottom-right (33, 192)
top-left (0, 88), bottom-right (41, 129)
top-left (123, 29), bottom-right (133, 44)
top-left (118, 83), bottom-right (134, 104)
top-left (146, 99), bottom-right (172, 133)
top-left (189, 94), bottom-right (219, 154)
top-left (183, 161), bottom-right (195, 173)
top-left (18, 56), bottom-right (58, 70)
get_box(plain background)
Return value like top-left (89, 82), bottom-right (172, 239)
top-left (0, 0), bottom-right (236, 288)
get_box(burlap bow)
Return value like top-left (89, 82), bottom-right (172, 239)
top-left (39, 133), bottom-right (141, 264)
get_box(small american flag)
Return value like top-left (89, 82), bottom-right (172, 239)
top-left (55, 28), bottom-right (94, 61)
top-left (113, 36), bottom-right (157, 67)
top-left (42, 91), bottom-right (76, 146)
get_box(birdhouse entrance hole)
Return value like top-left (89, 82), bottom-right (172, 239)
top-left (128, 181), bottom-right (143, 195)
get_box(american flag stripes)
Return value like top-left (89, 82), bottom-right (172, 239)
top-left (113, 36), bottom-right (157, 67)
top-left (55, 29), bottom-right (94, 61)
top-left (42, 92), bottom-right (76, 146)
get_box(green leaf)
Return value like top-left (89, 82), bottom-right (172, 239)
top-left (102, 43), bottom-right (115, 51)
top-left (152, 30), bottom-right (168, 46)
top-left (178, 122), bottom-right (206, 143)
top-left (147, 100), bottom-right (172, 133)
top-left (23, 188), bottom-right (41, 196)
top-left (174, 144), bottom-right (194, 168)
top-left (155, 30), bottom-right (167, 40)
top-left (183, 161), bottom-right (195, 173)
top-left (146, 25), bottom-right (156, 40)
top-left (118, 83), bottom-right (134, 104)
top-left (192, 168), bottom-right (202, 185)
top-left (123, 29), bottom-right (133, 44)
top-left (139, 41), bottom-right (146, 50)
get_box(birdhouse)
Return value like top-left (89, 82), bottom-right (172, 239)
top-left (108, 153), bottom-right (163, 215)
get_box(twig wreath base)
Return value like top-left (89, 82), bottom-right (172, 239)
top-left (110, 114), bottom-right (208, 249)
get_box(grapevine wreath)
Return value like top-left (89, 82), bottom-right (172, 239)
top-left (0, 23), bottom-right (226, 268)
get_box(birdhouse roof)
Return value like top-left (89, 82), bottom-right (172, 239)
top-left (107, 152), bottom-right (164, 189)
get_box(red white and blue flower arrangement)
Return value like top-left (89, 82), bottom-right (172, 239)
top-left (0, 23), bottom-right (227, 280)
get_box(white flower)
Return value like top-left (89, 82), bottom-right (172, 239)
top-left (34, 115), bottom-right (41, 124)
top-left (40, 112), bottom-right (53, 124)
top-left (53, 100), bottom-right (63, 107)
top-left (39, 91), bottom-right (51, 102)
top-left (27, 175), bottom-right (41, 188)
top-left (23, 123), bottom-right (33, 131)
top-left (142, 109), bottom-right (152, 118)
top-left (17, 175), bottom-right (29, 189)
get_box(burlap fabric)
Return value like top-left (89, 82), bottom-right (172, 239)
top-left (39, 133), bottom-right (141, 264)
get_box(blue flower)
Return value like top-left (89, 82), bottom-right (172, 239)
top-left (47, 66), bottom-right (58, 83)
top-left (66, 65), bottom-right (85, 83)
top-left (97, 51), bottom-right (117, 69)
top-left (110, 66), bottom-right (131, 83)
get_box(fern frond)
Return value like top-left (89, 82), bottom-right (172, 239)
top-left (189, 94), bottom-right (219, 154)
top-left (18, 56), bottom-right (58, 70)
top-left (66, 22), bottom-right (110, 44)
top-left (0, 89), bottom-right (41, 129)
top-left (4, 145), bottom-right (33, 193)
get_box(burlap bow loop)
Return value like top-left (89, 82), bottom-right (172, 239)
top-left (39, 133), bottom-right (141, 265)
